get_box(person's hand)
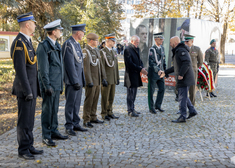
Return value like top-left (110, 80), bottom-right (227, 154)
top-left (141, 68), bottom-right (148, 75)
top-left (178, 75), bottom-right (183, 80)
top-left (102, 79), bottom-right (108, 87)
top-left (116, 79), bottom-right (120, 85)
top-left (160, 71), bottom-right (165, 78)
top-left (73, 83), bottom-right (81, 90)
top-left (88, 83), bottom-right (94, 88)
top-left (45, 87), bottom-right (53, 96)
top-left (25, 93), bottom-right (33, 101)
top-left (158, 70), bottom-right (163, 76)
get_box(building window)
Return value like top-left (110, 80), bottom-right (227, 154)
top-left (0, 38), bottom-right (8, 51)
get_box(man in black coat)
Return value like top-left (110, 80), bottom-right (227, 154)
top-left (124, 35), bottom-right (148, 117)
top-left (162, 36), bottom-right (197, 123)
top-left (11, 12), bottom-right (43, 160)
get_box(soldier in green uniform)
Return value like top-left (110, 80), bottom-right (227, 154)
top-left (83, 33), bottom-right (108, 128)
top-left (205, 39), bottom-right (219, 97)
top-left (184, 34), bottom-right (203, 105)
top-left (100, 33), bottom-right (120, 120)
top-left (148, 32), bottom-right (166, 114)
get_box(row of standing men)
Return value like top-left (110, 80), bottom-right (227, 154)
top-left (11, 12), bottom-right (120, 160)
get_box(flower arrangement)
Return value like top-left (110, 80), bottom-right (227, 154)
top-left (197, 62), bottom-right (215, 92)
top-left (197, 67), bottom-right (209, 91)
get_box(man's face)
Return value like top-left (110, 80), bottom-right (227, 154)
top-left (53, 29), bottom-right (62, 39)
top-left (185, 39), bottom-right (193, 47)
top-left (78, 31), bottom-right (85, 40)
top-left (211, 42), bottom-right (216, 48)
top-left (170, 40), bottom-right (174, 48)
top-left (132, 39), bottom-right (140, 48)
top-left (138, 27), bottom-right (147, 43)
top-left (91, 39), bottom-right (98, 47)
top-left (155, 38), bottom-right (164, 46)
top-left (109, 40), bottom-right (115, 48)
top-left (27, 21), bottom-right (36, 34)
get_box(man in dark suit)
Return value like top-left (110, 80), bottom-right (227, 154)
top-left (11, 12), bottom-right (43, 160)
top-left (162, 36), bottom-right (197, 123)
top-left (37, 19), bottom-right (68, 146)
top-left (124, 35), bottom-right (148, 117)
top-left (62, 24), bottom-right (88, 136)
top-left (148, 32), bottom-right (166, 114)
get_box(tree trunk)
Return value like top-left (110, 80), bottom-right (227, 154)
top-left (220, 22), bottom-right (227, 64)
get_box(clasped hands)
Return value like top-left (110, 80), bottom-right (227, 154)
top-left (158, 70), bottom-right (165, 78)
top-left (141, 68), bottom-right (148, 75)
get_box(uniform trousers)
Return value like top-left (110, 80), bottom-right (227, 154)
top-left (41, 90), bottom-right (60, 139)
top-left (101, 84), bottom-right (116, 117)
top-left (178, 86), bottom-right (197, 118)
top-left (126, 87), bottom-right (137, 113)
top-left (189, 69), bottom-right (198, 106)
top-left (65, 85), bottom-right (82, 129)
top-left (83, 86), bottom-right (100, 123)
top-left (148, 78), bottom-right (165, 110)
top-left (17, 98), bottom-right (36, 155)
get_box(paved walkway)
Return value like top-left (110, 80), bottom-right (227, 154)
top-left (0, 67), bottom-right (235, 168)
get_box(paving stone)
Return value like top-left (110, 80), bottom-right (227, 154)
top-left (0, 67), bottom-right (235, 167)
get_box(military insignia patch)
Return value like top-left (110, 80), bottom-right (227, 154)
top-left (149, 52), bottom-right (153, 56)
top-left (182, 52), bottom-right (185, 55)
top-left (15, 47), bottom-right (23, 51)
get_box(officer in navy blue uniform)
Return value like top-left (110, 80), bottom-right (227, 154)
top-left (11, 12), bottom-right (43, 160)
top-left (62, 24), bottom-right (88, 136)
top-left (37, 19), bottom-right (68, 146)
top-left (148, 33), bottom-right (166, 114)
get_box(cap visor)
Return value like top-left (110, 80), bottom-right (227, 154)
top-left (177, 26), bottom-right (181, 31)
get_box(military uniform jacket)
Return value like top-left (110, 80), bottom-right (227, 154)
top-left (205, 47), bottom-right (219, 65)
top-left (83, 45), bottom-right (106, 86)
top-left (36, 37), bottom-right (63, 92)
top-left (10, 33), bottom-right (39, 98)
top-left (62, 36), bottom-right (85, 87)
top-left (100, 47), bottom-right (119, 85)
top-left (148, 44), bottom-right (166, 80)
top-left (189, 45), bottom-right (203, 71)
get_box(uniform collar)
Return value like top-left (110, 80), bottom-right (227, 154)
top-left (19, 32), bottom-right (31, 42)
top-left (71, 36), bottom-right (79, 44)
top-left (47, 36), bottom-right (56, 45)
top-left (105, 46), bottom-right (112, 51)
top-left (87, 44), bottom-right (95, 49)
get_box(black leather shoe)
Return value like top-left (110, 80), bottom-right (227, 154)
top-left (134, 110), bottom-right (141, 114)
top-left (29, 148), bottom-right (43, 155)
top-left (42, 139), bottom-right (56, 146)
top-left (73, 125), bottom-right (88, 132)
top-left (90, 119), bottom-right (104, 124)
top-left (149, 109), bottom-right (157, 114)
top-left (66, 129), bottom-right (76, 136)
top-left (211, 92), bottom-right (217, 97)
top-left (18, 153), bottom-right (35, 160)
top-left (51, 133), bottom-right (69, 140)
top-left (172, 116), bottom-right (186, 123)
top-left (155, 107), bottom-right (165, 112)
top-left (129, 111), bottom-right (139, 117)
top-left (177, 110), bottom-right (181, 114)
top-left (108, 114), bottom-right (119, 119)
top-left (186, 112), bottom-right (197, 119)
top-left (103, 115), bottom-right (111, 121)
top-left (83, 122), bottom-right (94, 128)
